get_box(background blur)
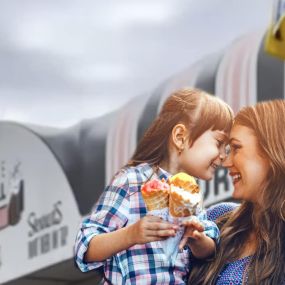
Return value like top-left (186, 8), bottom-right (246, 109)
top-left (0, 0), bottom-right (272, 127)
top-left (0, 1), bottom-right (280, 284)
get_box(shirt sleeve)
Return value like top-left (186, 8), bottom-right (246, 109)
top-left (196, 202), bottom-right (240, 242)
top-left (74, 171), bottom-right (130, 272)
top-left (206, 202), bottom-right (240, 222)
top-left (197, 211), bottom-right (220, 242)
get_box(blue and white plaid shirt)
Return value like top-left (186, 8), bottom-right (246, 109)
top-left (75, 163), bottom-right (220, 284)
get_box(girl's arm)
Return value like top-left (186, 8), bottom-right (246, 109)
top-left (85, 215), bottom-right (179, 262)
top-left (85, 225), bottom-right (134, 262)
top-left (179, 203), bottom-right (240, 259)
top-left (186, 232), bottom-right (216, 259)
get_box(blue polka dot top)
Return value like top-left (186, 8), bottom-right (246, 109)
top-left (207, 202), bottom-right (251, 285)
top-left (205, 202), bottom-right (285, 285)
top-left (216, 255), bottom-right (251, 285)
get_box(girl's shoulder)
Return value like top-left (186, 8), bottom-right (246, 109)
top-left (110, 168), bottom-right (129, 188)
top-left (109, 163), bottom-right (149, 189)
top-left (206, 202), bottom-right (240, 222)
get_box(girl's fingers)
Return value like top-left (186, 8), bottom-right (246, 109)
top-left (157, 229), bottom-right (177, 237)
top-left (145, 235), bottom-right (166, 242)
top-left (179, 229), bottom-right (203, 249)
top-left (144, 216), bottom-right (179, 230)
top-left (182, 220), bottom-right (204, 232)
top-left (193, 230), bottom-right (205, 239)
top-left (179, 236), bottom-right (188, 250)
top-left (147, 221), bottom-right (179, 231)
top-left (147, 228), bottom-right (177, 237)
top-left (188, 230), bottom-right (204, 240)
top-left (145, 215), bottom-right (164, 222)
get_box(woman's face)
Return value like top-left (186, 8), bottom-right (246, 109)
top-left (223, 124), bottom-right (270, 203)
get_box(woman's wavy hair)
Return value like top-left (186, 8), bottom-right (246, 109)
top-left (189, 99), bottom-right (285, 285)
top-left (128, 88), bottom-right (233, 167)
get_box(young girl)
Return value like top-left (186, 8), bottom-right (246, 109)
top-left (74, 88), bottom-right (233, 284)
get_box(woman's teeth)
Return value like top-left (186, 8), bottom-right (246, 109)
top-left (232, 173), bottom-right (241, 184)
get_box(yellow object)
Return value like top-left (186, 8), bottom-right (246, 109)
top-left (265, 1), bottom-right (285, 60)
top-left (168, 172), bottom-right (199, 193)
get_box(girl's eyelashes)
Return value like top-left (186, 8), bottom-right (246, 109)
top-left (216, 139), bottom-right (224, 148)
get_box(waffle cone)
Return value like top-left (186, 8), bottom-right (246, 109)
top-left (169, 190), bottom-right (193, 217)
top-left (141, 190), bottom-right (169, 211)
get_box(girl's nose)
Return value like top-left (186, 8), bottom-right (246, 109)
top-left (219, 145), bottom-right (228, 164)
top-left (219, 153), bottom-right (226, 163)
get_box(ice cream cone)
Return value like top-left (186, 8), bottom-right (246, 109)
top-left (142, 190), bottom-right (169, 211)
top-left (169, 187), bottom-right (199, 217)
top-left (169, 190), bottom-right (189, 217)
top-left (168, 172), bottom-right (201, 217)
top-left (141, 178), bottom-right (170, 211)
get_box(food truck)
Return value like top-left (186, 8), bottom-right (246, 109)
top-left (1, 25), bottom-right (285, 285)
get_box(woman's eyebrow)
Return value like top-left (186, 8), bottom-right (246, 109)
top-left (229, 137), bottom-right (241, 144)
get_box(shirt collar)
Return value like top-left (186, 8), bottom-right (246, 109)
top-left (138, 163), bottom-right (171, 182)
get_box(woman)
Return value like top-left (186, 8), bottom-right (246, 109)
top-left (187, 99), bottom-right (285, 284)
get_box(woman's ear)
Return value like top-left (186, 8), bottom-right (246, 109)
top-left (171, 123), bottom-right (188, 152)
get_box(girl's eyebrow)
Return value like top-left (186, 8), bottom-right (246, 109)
top-left (216, 131), bottom-right (227, 140)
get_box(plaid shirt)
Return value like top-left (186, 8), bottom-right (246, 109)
top-left (75, 163), bottom-right (220, 285)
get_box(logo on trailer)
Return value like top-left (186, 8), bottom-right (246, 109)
top-left (0, 161), bottom-right (24, 231)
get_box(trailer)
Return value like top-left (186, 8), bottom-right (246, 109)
top-left (0, 30), bottom-right (284, 285)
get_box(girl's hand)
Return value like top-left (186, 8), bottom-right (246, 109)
top-left (128, 215), bottom-right (179, 245)
top-left (179, 218), bottom-right (205, 250)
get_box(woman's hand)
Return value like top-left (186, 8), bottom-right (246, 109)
top-left (128, 215), bottom-right (179, 245)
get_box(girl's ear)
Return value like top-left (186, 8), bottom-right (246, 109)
top-left (171, 123), bottom-right (188, 151)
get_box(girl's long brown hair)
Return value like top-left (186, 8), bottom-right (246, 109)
top-left (128, 88), bottom-right (233, 167)
top-left (189, 100), bottom-right (285, 284)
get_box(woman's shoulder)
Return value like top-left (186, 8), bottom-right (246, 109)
top-left (206, 202), bottom-right (240, 222)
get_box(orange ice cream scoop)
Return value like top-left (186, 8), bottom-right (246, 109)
top-left (141, 178), bottom-right (170, 211)
top-left (168, 172), bottom-right (199, 194)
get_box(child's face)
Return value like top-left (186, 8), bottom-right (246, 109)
top-left (179, 129), bottom-right (228, 180)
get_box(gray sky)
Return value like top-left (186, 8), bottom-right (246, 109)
top-left (0, 0), bottom-right (273, 127)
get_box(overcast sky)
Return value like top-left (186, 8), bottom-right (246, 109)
top-left (0, 0), bottom-right (273, 127)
